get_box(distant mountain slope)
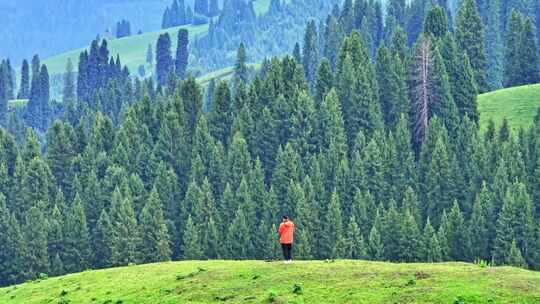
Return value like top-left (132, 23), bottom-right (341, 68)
top-left (0, 0), bottom-right (171, 63)
top-left (1, 260), bottom-right (539, 304)
top-left (41, 0), bottom-right (272, 78)
top-left (478, 83), bottom-right (540, 130)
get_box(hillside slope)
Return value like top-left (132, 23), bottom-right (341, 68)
top-left (1, 260), bottom-right (539, 304)
top-left (478, 83), bottom-right (540, 130)
top-left (42, 0), bottom-right (273, 78)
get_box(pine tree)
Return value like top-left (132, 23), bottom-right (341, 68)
top-left (321, 190), bottom-right (344, 259)
top-left (0, 197), bottom-right (29, 286)
top-left (503, 10), bottom-right (524, 88)
top-left (182, 215), bottom-right (203, 259)
top-left (146, 44), bottom-right (153, 66)
top-left (423, 5), bottom-right (449, 38)
top-left (110, 188), bottom-right (140, 266)
top-left (340, 0), bottom-right (354, 35)
top-left (409, 36), bottom-right (458, 150)
top-left (208, 81), bottom-right (232, 145)
top-left (63, 195), bottom-right (91, 273)
top-left (507, 239), bottom-right (527, 268)
top-left (345, 215), bottom-right (367, 259)
top-left (93, 209), bottom-right (114, 269)
top-left (303, 20), bottom-right (319, 90)
top-left (18, 59), bottom-right (30, 99)
top-left (175, 29), bottom-right (189, 79)
top-left (337, 31), bottom-right (382, 143)
top-left (469, 182), bottom-right (491, 260)
top-left (423, 218), bottom-right (442, 262)
top-left (376, 45), bottom-right (409, 129)
top-left (225, 207), bottom-right (252, 259)
top-left (399, 210), bottom-right (423, 262)
top-left (315, 59), bottom-right (334, 105)
top-left (234, 43), bottom-right (248, 84)
top-left (324, 15), bottom-right (341, 70)
top-left (24, 206), bottom-right (49, 277)
top-left (156, 33), bottom-right (174, 86)
top-left (517, 18), bottom-right (540, 85)
top-left (455, 0), bottom-right (487, 91)
top-left (139, 188), bottom-right (171, 263)
top-left (368, 225), bottom-right (384, 260)
top-left (485, 0), bottom-right (503, 89)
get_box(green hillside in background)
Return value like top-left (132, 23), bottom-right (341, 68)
top-left (478, 83), bottom-right (540, 131)
top-left (42, 0), bottom-right (273, 78)
top-left (1, 260), bottom-right (540, 304)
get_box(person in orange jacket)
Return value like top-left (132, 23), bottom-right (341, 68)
top-left (278, 215), bottom-right (295, 263)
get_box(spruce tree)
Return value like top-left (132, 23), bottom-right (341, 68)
top-left (455, 0), bottom-right (487, 92)
top-left (225, 207), bottom-right (251, 259)
top-left (0, 199), bottom-right (29, 286)
top-left (175, 29), bottom-right (189, 79)
top-left (18, 59), bottom-right (30, 99)
top-left (24, 206), bottom-right (49, 277)
top-left (139, 188), bottom-right (171, 263)
top-left (156, 33), bottom-right (173, 86)
top-left (146, 44), bottom-right (153, 66)
top-left (321, 190), bottom-right (344, 259)
top-left (368, 225), bottom-right (384, 260)
top-left (63, 195), bottom-right (91, 273)
top-left (315, 59), bottom-right (334, 105)
top-left (423, 5), bottom-right (449, 38)
top-left (503, 10), bottom-right (523, 87)
top-left (208, 81), bottom-right (233, 145)
top-left (507, 239), bottom-right (527, 268)
top-left (93, 209), bottom-right (114, 269)
top-left (182, 215), bottom-right (203, 259)
top-left (423, 218), bottom-right (442, 262)
top-left (344, 215), bottom-right (367, 259)
top-left (234, 43), bottom-right (248, 84)
top-left (303, 20), bottom-right (319, 90)
top-left (110, 188), bottom-right (140, 266)
top-left (485, 0), bottom-right (503, 89)
top-left (399, 210), bottom-right (423, 262)
top-left (517, 18), bottom-right (540, 85)
top-left (376, 45), bottom-right (408, 129)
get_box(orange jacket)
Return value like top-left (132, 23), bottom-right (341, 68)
top-left (278, 220), bottom-right (295, 244)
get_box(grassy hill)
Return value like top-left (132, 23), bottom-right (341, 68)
top-left (1, 260), bottom-right (539, 304)
top-left (478, 83), bottom-right (540, 131)
top-left (41, 0), bottom-right (273, 78)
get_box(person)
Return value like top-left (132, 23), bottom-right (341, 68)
top-left (278, 215), bottom-right (295, 263)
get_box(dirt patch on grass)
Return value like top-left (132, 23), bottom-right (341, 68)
top-left (415, 271), bottom-right (430, 280)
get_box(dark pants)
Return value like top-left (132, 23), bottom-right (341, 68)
top-left (281, 243), bottom-right (293, 260)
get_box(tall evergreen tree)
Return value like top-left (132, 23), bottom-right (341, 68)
top-left (234, 43), bottom-right (249, 84)
top-left (175, 29), bottom-right (189, 80)
top-left (303, 20), bottom-right (319, 90)
top-left (24, 206), bottom-right (49, 277)
top-left (63, 195), bottom-right (91, 273)
top-left (455, 0), bottom-right (487, 91)
top-left (140, 188), bottom-right (171, 263)
top-left (156, 33), bottom-right (174, 86)
top-left (423, 5), bottom-right (449, 38)
top-left (517, 18), bottom-right (540, 85)
top-left (17, 59), bottom-right (30, 99)
top-left (93, 209), bottom-right (114, 269)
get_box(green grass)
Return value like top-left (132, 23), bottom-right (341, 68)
top-left (197, 63), bottom-right (261, 86)
top-left (478, 83), bottom-right (540, 131)
top-left (42, 24), bottom-right (209, 78)
top-left (41, 0), bottom-right (273, 78)
top-left (1, 260), bottom-right (539, 303)
top-left (7, 99), bottom-right (28, 109)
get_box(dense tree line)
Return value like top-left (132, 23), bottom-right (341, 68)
top-left (116, 20), bottom-right (132, 39)
top-left (162, 0), bottom-right (194, 29)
